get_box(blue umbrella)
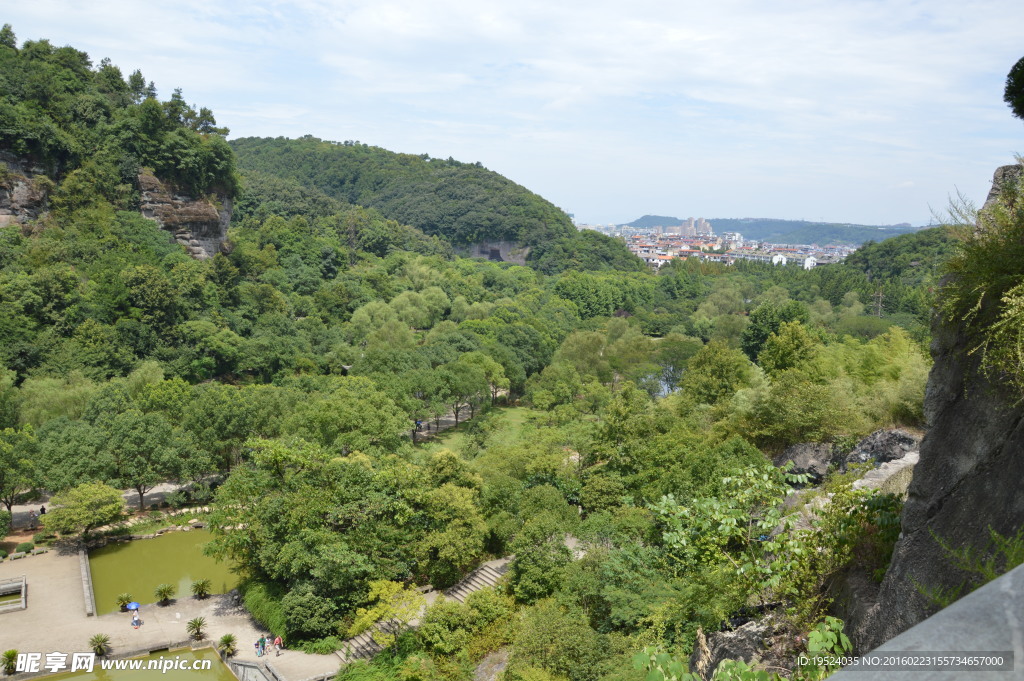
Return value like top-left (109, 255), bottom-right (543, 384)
top-left (127, 602), bottom-right (140, 611)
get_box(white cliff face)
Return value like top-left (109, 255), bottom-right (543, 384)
top-left (137, 171), bottom-right (231, 260)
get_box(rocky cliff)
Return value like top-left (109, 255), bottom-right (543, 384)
top-left (850, 165), bottom-right (1024, 651)
top-left (138, 171), bottom-right (231, 260)
top-left (0, 151), bottom-right (51, 227)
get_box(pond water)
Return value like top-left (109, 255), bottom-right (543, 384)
top-left (90, 530), bottom-right (239, 615)
top-left (46, 647), bottom-right (236, 681)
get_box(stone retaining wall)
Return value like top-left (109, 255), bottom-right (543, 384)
top-left (80, 549), bottom-right (96, 617)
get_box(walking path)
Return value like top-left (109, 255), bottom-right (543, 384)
top-left (336, 557), bottom-right (511, 664)
top-left (0, 545), bottom-right (511, 681)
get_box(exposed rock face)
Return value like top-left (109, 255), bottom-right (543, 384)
top-left (849, 165), bottom-right (1024, 653)
top-left (689, 618), bottom-right (792, 680)
top-left (138, 172), bottom-right (231, 260)
top-left (843, 429), bottom-right (920, 468)
top-left (0, 151), bottom-right (50, 226)
top-left (465, 240), bottom-right (531, 265)
top-left (773, 442), bottom-right (836, 484)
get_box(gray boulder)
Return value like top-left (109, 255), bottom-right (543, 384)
top-left (844, 429), bottom-right (920, 468)
top-left (772, 442), bottom-right (836, 483)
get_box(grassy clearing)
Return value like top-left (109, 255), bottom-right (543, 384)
top-left (422, 405), bottom-right (537, 454)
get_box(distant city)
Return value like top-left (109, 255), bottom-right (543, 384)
top-left (576, 217), bottom-right (857, 270)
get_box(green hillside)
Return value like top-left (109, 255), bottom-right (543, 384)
top-left (0, 30), bottom-right (236, 203)
top-left (230, 136), bottom-right (643, 273)
top-left (709, 218), bottom-right (918, 245)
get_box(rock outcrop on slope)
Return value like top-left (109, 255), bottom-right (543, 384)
top-left (138, 171), bottom-right (231, 260)
top-left (849, 165), bottom-right (1024, 652)
top-left (0, 151), bottom-right (50, 226)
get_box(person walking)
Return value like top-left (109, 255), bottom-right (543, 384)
top-left (258, 635), bottom-right (266, 657)
top-left (273, 635), bottom-right (282, 656)
top-left (132, 612), bottom-right (141, 629)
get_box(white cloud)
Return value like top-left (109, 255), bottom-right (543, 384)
top-left (4, 0), bottom-right (1024, 224)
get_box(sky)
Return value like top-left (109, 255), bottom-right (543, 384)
top-left (6, 1), bottom-right (1024, 226)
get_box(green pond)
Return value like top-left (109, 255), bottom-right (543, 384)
top-left (0, 592), bottom-right (20, 605)
top-left (90, 530), bottom-right (238, 615)
top-left (46, 647), bottom-right (236, 681)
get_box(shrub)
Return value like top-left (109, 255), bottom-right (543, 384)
top-left (2, 650), bottom-right (17, 676)
top-left (154, 583), bottom-right (176, 605)
top-left (282, 584), bottom-right (338, 640)
top-left (0, 550), bottom-right (7, 561)
top-left (32, 532), bottom-right (55, 545)
top-left (241, 580), bottom-right (288, 639)
top-left (166, 490), bottom-right (188, 509)
top-left (15, 542), bottom-right (33, 554)
top-left (186, 617), bottom-right (206, 640)
top-left (217, 634), bottom-right (237, 658)
top-left (192, 482), bottom-right (214, 504)
top-left (89, 634), bottom-right (111, 656)
top-left (299, 636), bottom-right (342, 655)
top-left (115, 593), bottom-right (133, 610)
top-left (940, 166), bottom-right (1024, 392)
top-left (191, 578), bottom-right (212, 599)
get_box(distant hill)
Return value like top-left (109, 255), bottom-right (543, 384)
top-left (231, 136), bottom-right (643, 273)
top-left (626, 215), bottom-right (685, 229)
top-left (840, 225), bottom-right (963, 286)
top-left (623, 215), bottom-right (920, 246)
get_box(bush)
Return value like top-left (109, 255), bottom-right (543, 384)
top-left (166, 490), bottom-right (188, 509)
top-left (192, 482), bottom-right (214, 504)
top-left (241, 579), bottom-right (288, 639)
top-left (299, 636), bottom-right (342, 655)
top-left (15, 542), bottom-right (33, 554)
top-left (186, 617), bottom-right (206, 640)
top-left (3, 650), bottom-right (18, 675)
top-left (32, 532), bottom-right (55, 544)
top-left (282, 584), bottom-right (338, 640)
top-left (0, 550), bottom-right (7, 560)
top-left (88, 634), bottom-right (110, 656)
top-left (191, 578), bottom-right (212, 599)
top-left (217, 634), bottom-right (237, 657)
top-left (154, 583), bottom-right (176, 605)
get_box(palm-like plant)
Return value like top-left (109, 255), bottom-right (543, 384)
top-left (191, 578), bottom-right (212, 599)
top-left (217, 634), bottom-right (237, 658)
top-left (2, 650), bottom-right (18, 676)
top-left (115, 593), bottom-right (133, 611)
top-left (186, 617), bottom-right (206, 640)
top-left (89, 634), bottom-right (111, 656)
top-left (154, 583), bottom-right (176, 605)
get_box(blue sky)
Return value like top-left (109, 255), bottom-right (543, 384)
top-left (6, 0), bottom-right (1024, 226)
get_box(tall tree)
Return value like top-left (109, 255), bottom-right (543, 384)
top-left (0, 426), bottom-right (36, 513)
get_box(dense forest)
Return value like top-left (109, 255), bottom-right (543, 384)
top-left (230, 136), bottom-right (644, 274)
top-left (0, 26), bottom-right (969, 681)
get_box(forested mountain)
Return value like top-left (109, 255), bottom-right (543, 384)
top-left (230, 136), bottom-right (644, 273)
top-left (0, 28), bottom-right (236, 205)
top-left (624, 215), bottom-right (918, 245)
top-left (0, 26), bottom-right (977, 681)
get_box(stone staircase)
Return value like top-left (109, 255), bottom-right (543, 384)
top-left (441, 561), bottom-right (508, 603)
top-left (335, 558), bottom-right (511, 664)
